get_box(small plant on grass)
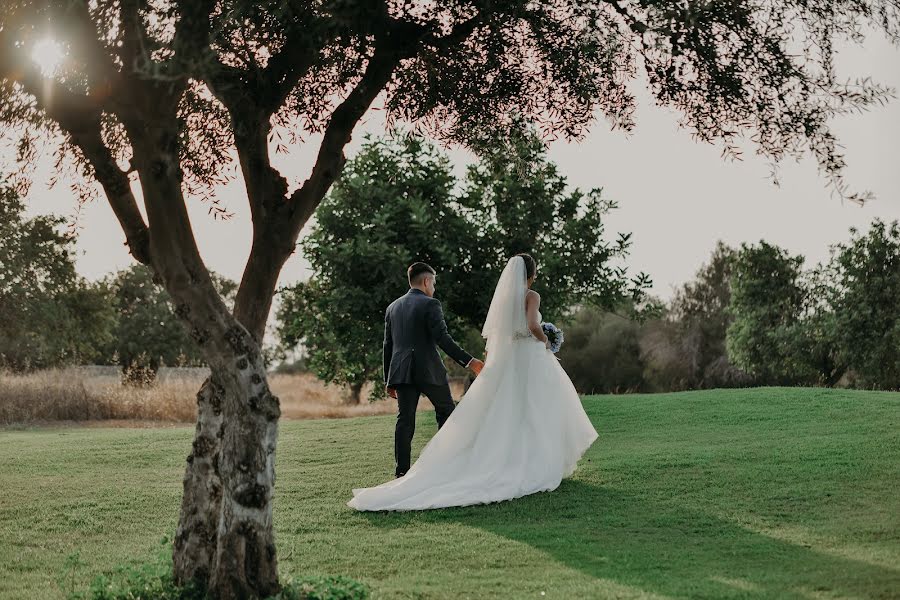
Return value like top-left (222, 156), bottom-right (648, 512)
top-left (57, 551), bottom-right (87, 599)
top-left (271, 576), bottom-right (369, 600)
top-left (61, 537), bottom-right (368, 600)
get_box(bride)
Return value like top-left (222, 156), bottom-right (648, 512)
top-left (347, 254), bottom-right (598, 511)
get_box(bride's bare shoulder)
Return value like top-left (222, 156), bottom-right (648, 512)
top-left (526, 289), bottom-right (541, 303)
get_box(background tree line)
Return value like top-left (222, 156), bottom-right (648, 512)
top-left (558, 221), bottom-right (900, 394)
top-left (274, 131), bottom-right (900, 397)
top-left (277, 131), bottom-right (900, 401)
top-left (0, 183), bottom-right (236, 383)
top-left (7, 150), bottom-right (900, 396)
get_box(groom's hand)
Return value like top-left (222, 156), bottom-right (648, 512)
top-left (386, 385), bottom-right (398, 399)
top-left (469, 358), bottom-right (484, 375)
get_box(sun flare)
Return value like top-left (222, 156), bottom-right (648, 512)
top-left (30, 38), bottom-right (66, 77)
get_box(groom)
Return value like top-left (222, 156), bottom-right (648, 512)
top-left (384, 262), bottom-right (484, 477)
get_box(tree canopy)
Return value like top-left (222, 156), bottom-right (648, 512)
top-left (276, 131), bottom-right (649, 401)
top-left (2, 1), bottom-right (896, 231)
top-left (726, 241), bottom-right (811, 384)
top-left (830, 219), bottom-right (900, 388)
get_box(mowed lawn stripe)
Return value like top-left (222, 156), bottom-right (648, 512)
top-left (1, 387), bottom-right (898, 599)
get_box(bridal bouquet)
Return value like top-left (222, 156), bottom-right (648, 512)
top-left (541, 322), bottom-right (564, 353)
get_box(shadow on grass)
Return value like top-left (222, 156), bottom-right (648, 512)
top-left (356, 479), bottom-right (900, 598)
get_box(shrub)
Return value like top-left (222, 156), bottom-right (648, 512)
top-left (60, 539), bottom-right (204, 600)
top-left (558, 307), bottom-right (645, 394)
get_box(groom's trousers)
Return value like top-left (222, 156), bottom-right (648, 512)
top-left (394, 382), bottom-right (455, 477)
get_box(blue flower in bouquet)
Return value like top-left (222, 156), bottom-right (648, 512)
top-left (541, 322), bottom-right (564, 353)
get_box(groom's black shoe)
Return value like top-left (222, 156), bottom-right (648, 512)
top-left (395, 471), bottom-right (406, 478)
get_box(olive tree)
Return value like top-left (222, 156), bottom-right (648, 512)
top-left (1, 1), bottom-right (897, 597)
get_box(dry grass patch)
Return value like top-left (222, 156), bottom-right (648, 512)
top-left (0, 368), bottom-right (198, 424)
top-left (0, 368), bottom-right (466, 425)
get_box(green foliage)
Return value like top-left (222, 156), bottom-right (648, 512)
top-left (556, 242), bottom-right (751, 394)
top-left (61, 537), bottom-right (205, 600)
top-left (793, 261), bottom-right (847, 387)
top-left (681, 225), bottom-right (900, 390)
top-left (459, 125), bottom-right (652, 325)
top-left (276, 134), bottom-right (473, 402)
top-left (60, 537), bottom-right (367, 600)
top-left (649, 241), bottom-right (751, 390)
top-left (557, 307), bottom-right (645, 394)
top-left (277, 131), bottom-right (648, 398)
top-left (830, 219), bottom-right (900, 388)
top-left (670, 242), bottom-right (737, 383)
top-left (0, 184), bottom-right (236, 378)
top-left (61, 281), bottom-right (120, 365)
top-left (273, 576), bottom-right (369, 600)
top-left (726, 241), bottom-right (815, 384)
top-left (0, 184), bottom-right (116, 370)
top-left (105, 266), bottom-right (200, 376)
top-left (102, 265), bottom-right (237, 382)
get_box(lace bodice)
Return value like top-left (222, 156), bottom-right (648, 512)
top-left (513, 310), bottom-right (541, 340)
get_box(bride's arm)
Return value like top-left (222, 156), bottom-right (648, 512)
top-left (525, 291), bottom-right (550, 345)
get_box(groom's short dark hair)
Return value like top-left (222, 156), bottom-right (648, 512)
top-left (408, 262), bottom-right (436, 286)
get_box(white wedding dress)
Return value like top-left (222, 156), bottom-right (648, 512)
top-left (348, 257), bottom-right (598, 511)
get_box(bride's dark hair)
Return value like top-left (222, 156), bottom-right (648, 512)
top-left (516, 253), bottom-right (536, 280)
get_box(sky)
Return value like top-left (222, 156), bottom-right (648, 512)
top-left (10, 31), bottom-right (900, 304)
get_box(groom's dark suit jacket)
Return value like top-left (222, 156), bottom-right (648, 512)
top-left (384, 289), bottom-right (473, 387)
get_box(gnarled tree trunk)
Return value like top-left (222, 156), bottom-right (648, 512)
top-left (0, 3), bottom-right (418, 597)
top-left (173, 375), bottom-right (224, 585)
top-left (207, 326), bottom-right (280, 598)
top-left (95, 24), bottom-right (401, 600)
top-left (172, 338), bottom-right (281, 599)
top-left (125, 117), bottom-right (282, 598)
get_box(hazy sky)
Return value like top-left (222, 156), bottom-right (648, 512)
top-left (10, 33), bottom-right (900, 303)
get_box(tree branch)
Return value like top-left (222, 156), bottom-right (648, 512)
top-left (229, 4), bottom-right (490, 337)
top-left (603, 0), bottom-right (649, 36)
top-left (0, 31), bottom-right (103, 131)
top-left (119, 0), bottom-right (150, 76)
top-left (173, 0), bottom-right (217, 60)
top-left (420, 9), bottom-right (491, 50)
top-left (232, 28), bottom-right (411, 339)
top-left (258, 27), bottom-right (325, 116)
top-left (285, 5), bottom-right (494, 231)
top-left (287, 45), bottom-right (401, 234)
top-left (69, 121), bottom-right (152, 266)
top-left (49, 0), bottom-right (121, 84)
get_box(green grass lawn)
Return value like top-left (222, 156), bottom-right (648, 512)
top-left (1, 387), bottom-right (899, 599)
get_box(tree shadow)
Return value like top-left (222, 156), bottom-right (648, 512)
top-left (356, 479), bottom-right (900, 598)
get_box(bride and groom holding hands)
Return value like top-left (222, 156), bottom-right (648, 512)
top-left (348, 253), bottom-right (598, 511)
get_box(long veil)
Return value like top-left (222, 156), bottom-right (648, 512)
top-left (481, 256), bottom-right (528, 355)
